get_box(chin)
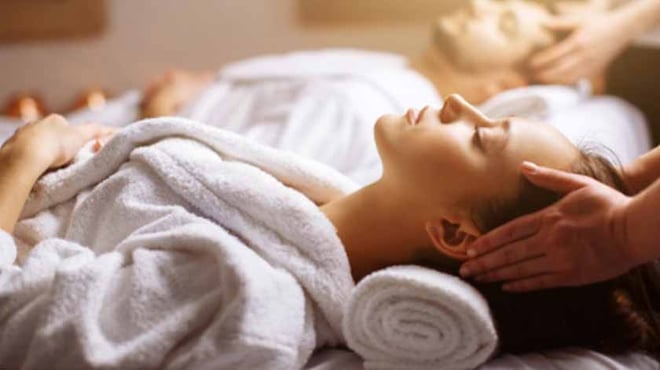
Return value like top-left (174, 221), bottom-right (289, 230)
top-left (373, 114), bottom-right (403, 170)
top-left (373, 115), bottom-right (391, 152)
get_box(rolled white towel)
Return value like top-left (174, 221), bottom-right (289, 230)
top-left (343, 265), bottom-right (498, 370)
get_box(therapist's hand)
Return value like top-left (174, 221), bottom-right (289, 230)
top-left (459, 162), bottom-right (636, 292)
top-left (529, 12), bottom-right (633, 85)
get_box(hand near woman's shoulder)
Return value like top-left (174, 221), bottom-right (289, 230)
top-left (0, 115), bottom-right (116, 233)
top-left (1, 114), bottom-right (117, 171)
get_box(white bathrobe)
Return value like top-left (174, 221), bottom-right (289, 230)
top-left (0, 119), bottom-right (358, 370)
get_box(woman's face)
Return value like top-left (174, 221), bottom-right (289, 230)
top-left (434, 0), bottom-right (553, 71)
top-left (374, 95), bottom-right (578, 228)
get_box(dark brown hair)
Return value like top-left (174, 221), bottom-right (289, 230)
top-left (421, 149), bottom-right (660, 358)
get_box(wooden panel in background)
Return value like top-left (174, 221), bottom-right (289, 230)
top-left (298, 0), bottom-right (464, 24)
top-left (0, 0), bottom-right (106, 43)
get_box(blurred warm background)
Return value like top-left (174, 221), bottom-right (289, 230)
top-left (0, 0), bottom-right (464, 111)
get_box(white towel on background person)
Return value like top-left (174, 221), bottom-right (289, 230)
top-left (0, 118), bottom-right (358, 370)
top-left (343, 266), bottom-right (498, 370)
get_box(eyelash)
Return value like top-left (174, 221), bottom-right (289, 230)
top-left (473, 125), bottom-right (483, 148)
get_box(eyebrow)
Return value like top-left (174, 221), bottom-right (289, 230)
top-left (502, 119), bottom-right (512, 131)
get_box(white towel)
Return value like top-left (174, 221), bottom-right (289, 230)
top-left (343, 266), bottom-right (498, 370)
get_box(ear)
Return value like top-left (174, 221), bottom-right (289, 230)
top-left (425, 217), bottom-right (481, 261)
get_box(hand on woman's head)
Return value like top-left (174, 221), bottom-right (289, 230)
top-left (461, 161), bottom-right (635, 292)
top-left (1, 114), bottom-right (117, 171)
top-left (396, 104), bottom-right (660, 356)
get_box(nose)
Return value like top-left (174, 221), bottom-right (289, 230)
top-left (440, 94), bottom-right (495, 127)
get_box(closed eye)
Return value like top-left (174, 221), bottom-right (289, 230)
top-left (473, 125), bottom-right (483, 149)
top-left (499, 10), bottom-right (518, 37)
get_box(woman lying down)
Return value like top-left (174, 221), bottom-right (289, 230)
top-left (0, 94), bottom-right (658, 369)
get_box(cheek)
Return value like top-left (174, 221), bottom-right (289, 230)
top-left (404, 134), bottom-right (477, 186)
top-left (411, 125), bottom-right (477, 167)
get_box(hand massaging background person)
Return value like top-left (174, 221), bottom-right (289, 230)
top-left (2, 95), bottom-right (659, 356)
top-left (530, 0), bottom-right (660, 85)
top-left (140, 0), bottom-right (593, 118)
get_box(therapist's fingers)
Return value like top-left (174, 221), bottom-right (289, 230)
top-left (502, 273), bottom-right (567, 293)
top-left (461, 237), bottom-right (543, 278)
top-left (522, 162), bottom-right (596, 194)
top-left (474, 256), bottom-right (551, 283)
top-left (542, 15), bottom-right (582, 33)
top-left (529, 35), bottom-right (579, 71)
top-left (466, 211), bottom-right (542, 258)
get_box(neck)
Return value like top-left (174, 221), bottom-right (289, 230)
top-left (409, 47), bottom-right (520, 104)
top-left (320, 180), bottom-right (430, 282)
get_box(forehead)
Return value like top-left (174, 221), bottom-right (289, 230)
top-left (474, 118), bottom-right (577, 206)
top-left (508, 118), bottom-right (578, 171)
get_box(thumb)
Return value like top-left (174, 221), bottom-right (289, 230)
top-left (541, 15), bottom-right (581, 32)
top-left (522, 162), bottom-right (594, 194)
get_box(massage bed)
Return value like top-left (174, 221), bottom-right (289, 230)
top-left (0, 50), bottom-right (656, 370)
